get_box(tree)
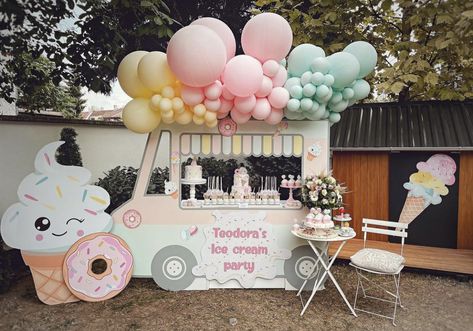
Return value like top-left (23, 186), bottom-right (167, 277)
top-left (67, 84), bottom-right (87, 117)
top-left (254, 0), bottom-right (473, 101)
top-left (56, 128), bottom-right (83, 166)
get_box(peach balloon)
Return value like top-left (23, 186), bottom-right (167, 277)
top-left (234, 95), bottom-right (256, 114)
top-left (268, 87), bottom-right (290, 109)
top-left (264, 108), bottom-right (284, 125)
top-left (204, 110), bottom-right (217, 122)
top-left (137, 51), bottom-right (176, 93)
top-left (231, 108), bottom-right (252, 124)
top-left (167, 25), bottom-right (227, 87)
top-left (241, 13), bottom-right (293, 63)
top-left (181, 85), bottom-right (205, 106)
top-left (272, 66), bottom-right (288, 87)
top-left (193, 114), bottom-right (205, 125)
top-left (117, 51), bottom-right (153, 98)
top-left (252, 98), bottom-right (272, 120)
top-left (175, 109), bottom-right (193, 125)
top-left (122, 98), bottom-right (161, 134)
top-left (222, 55), bottom-right (263, 97)
top-left (255, 76), bottom-right (273, 97)
top-left (191, 17), bottom-right (236, 61)
top-left (217, 111), bottom-right (230, 119)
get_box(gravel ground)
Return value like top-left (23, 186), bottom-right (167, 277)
top-left (0, 264), bottom-right (472, 331)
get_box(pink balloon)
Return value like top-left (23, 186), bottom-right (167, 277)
top-left (268, 87), bottom-right (290, 108)
top-left (181, 85), bottom-right (205, 106)
top-left (272, 65), bottom-right (288, 87)
top-left (231, 108), bottom-right (252, 124)
top-left (218, 111), bottom-right (230, 119)
top-left (262, 60), bottom-right (280, 77)
top-left (167, 25), bottom-right (226, 87)
top-left (218, 98), bottom-right (234, 114)
top-left (221, 85), bottom-right (235, 100)
top-left (204, 80), bottom-right (223, 100)
top-left (264, 108), bottom-right (284, 125)
top-left (252, 98), bottom-right (272, 120)
top-left (234, 95), bottom-right (256, 114)
top-left (204, 98), bottom-right (221, 111)
top-left (222, 55), bottom-right (263, 97)
top-left (191, 17), bottom-right (236, 61)
top-left (255, 76), bottom-right (273, 97)
top-left (241, 13), bottom-right (293, 63)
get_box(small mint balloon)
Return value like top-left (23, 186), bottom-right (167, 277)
top-left (352, 79), bottom-right (370, 100)
top-left (300, 98), bottom-right (313, 111)
top-left (302, 83), bottom-right (316, 97)
top-left (300, 71), bottom-right (313, 86)
top-left (310, 57), bottom-right (331, 74)
top-left (289, 85), bottom-right (303, 99)
top-left (284, 77), bottom-right (301, 90)
top-left (342, 87), bottom-right (355, 100)
top-left (330, 92), bottom-right (343, 104)
top-left (323, 74), bottom-right (335, 87)
top-left (311, 100), bottom-right (320, 112)
top-left (287, 98), bottom-right (301, 112)
top-left (315, 84), bottom-right (329, 98)
top-left (322, 109), bottom-right (330, 119)
top-left (330, 99), bottom-right (349, 112)
top-left (311, 72), bottom-right (325, 86)
top-left (329, 112), bottom-right (341, 123)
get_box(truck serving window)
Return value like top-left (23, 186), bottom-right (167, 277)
top-left (146, 131), bottom-right (171, 195)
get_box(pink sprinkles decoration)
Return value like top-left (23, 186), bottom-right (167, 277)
top-left (44, 153), bottom-right (51, 166)
top-left (24, 194), bottom-right (38, 201)
top-left (84, 209), bottom-right (97, 215)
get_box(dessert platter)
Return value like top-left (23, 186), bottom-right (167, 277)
top-left (181, 157), bottom-right (206, 207)
top-left (294, 208), bottom-right (339, 239)
top-left (332, 207), bottom-right (355, 236)
top-left (280, 175), bottom-right (302, 208)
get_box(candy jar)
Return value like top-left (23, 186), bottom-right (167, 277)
top-left (295, 175), bottom-right (302, 187)
top-left (281, 175), bottom-right (288, 187)
top-left (288, 175), bottom-right (295, 187)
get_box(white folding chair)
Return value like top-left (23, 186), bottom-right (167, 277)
top-left (349, 218), bottom-right (408, 326)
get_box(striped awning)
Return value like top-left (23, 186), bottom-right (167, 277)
top-left (180, 134), bottom-right (303, 157)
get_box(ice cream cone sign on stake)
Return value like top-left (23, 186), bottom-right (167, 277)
top-left (398, 154), bottom-right (456, 227)
top-left (0, 142), bottom-right (113, 305)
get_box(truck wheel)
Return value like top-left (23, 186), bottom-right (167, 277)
top-left (284, 245), bottom-right (328, 290)
top-left (151, 245), bottom-right (197, 291)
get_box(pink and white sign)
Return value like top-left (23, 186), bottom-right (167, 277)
top-left (192, 211), bottom-right (291, 288)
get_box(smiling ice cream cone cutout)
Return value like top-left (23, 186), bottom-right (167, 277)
top-left (1, 142), bottom-right (113, 305)
top-left (399, 154), bottom-right (456, 226)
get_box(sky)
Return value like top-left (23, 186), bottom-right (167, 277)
top-left (82, 81), bottom-right (131, 111)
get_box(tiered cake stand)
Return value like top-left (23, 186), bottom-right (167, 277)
top-left (280, 184), bottom-right (302, 208)
top-left (181, 178), bottom-right (206, 206)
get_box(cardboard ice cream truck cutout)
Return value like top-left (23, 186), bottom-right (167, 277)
top-left (111, 120), bottom-right (330, 290)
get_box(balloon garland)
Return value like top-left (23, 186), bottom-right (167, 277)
top-left (117, 13), bottom-right (377, 133)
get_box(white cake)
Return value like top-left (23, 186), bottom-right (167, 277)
top-left (185, 158), bottom-right (202, 180)
top-left (231, 167), bottom-right (251, 196)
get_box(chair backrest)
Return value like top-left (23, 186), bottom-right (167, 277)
top-left (362, 218), bottom-right (409, 256)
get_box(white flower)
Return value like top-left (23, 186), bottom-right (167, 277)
top-left (321, 189), bottom-right (327, 196)
top-left (322, 199), bottom-right (328, 205)
top-left (321, 183), bottom-right (327, 189)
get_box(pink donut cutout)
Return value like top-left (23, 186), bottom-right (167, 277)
top-left (63, 232), bottom-right (133, 302)
top-left (218, 117), bottom-right (237, 137)
top-left (123, 209), bottom-right (142, 229)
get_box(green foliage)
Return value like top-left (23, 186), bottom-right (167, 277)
top-left (95, 166), bottom-right (138, 213)
top-left (56, 128), bottom-right (83, 167)
top-left (146, 166), bottom-right (170, 194)
top-left (254, 0), bottom-right (473, 101)
top-left (67, 84), bottom-right (87, 117)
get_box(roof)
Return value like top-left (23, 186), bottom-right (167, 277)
top-left (330, 100), bottom-right (473, 151)
top-left (81, 108), bottom-right (123, 120)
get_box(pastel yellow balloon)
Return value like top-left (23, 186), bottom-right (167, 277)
top-left (193, 104), bottom-right (207, 117)
top-left (175, 110), bottom-right (193, 125)
top-left (137, 51), bottom-right (176, 93)
top-left (159, 98), bottom-right (173, 113)
top-left (204, 110), bottom-right (217, 122)
top-left (150, 94), bottom-right (162, 111)
top-left (162, 116), bottom-right (175, 124)
top-left (122, 98), bottom-right (161, 134)
top-left (161, 86), bottom-right (175, 99)
top-left (117, 51), bottom-right (153, 98)
top-left (162, 109), bottom-right (175, 120)
top-left (172, 97), bottom-right (184, 110)
top-left (175, 106), bottom-right (186, 114)
top-left (206, 118), bottom-right (218, 128)
top-left (193, 114), bottom-right (205, 125)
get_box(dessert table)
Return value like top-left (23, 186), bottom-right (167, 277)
top-left (291, 230), bottom-right (357, 317)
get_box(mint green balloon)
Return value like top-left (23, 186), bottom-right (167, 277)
top-left (284, 77), bottom-right (301, 90)
top-left (329, 111), bottom-right (341, 123)
top-left (330, 99), bottom-right (349, 112)
top-left (315, 84), bottom-right (329, 98)
top-left (322, 109), bottom-right (330, 119)
top-left (290, 85), bottom-right (303, 99)
top-left (327, 52), bottom-right (360, 89)
top-left (300, 71), bottom-right (313, 86)
top-left (352, 79), bottom-right (370, 100)
top-left (284, 109), bottom-right (300, 120)
top-left (311, 72), bottom-right (325, 86)
top-left (300, 98), bottom-right (313, 111)
top-left (323, 74), bottom-right (335, 87)
top-left (342, 87), bottom-right (355, 100)
top-left (302, 83), bottom-right (316, 97)
top-left (343, 41), bottom-right (377, 78)
top-left (311, 100), bottom-right (320, 112)
top-left (311, 57), bottom-right (330, 74)
top-left (287, 98), bottom-right (301, 112)
top-left (330, 92), bottom-right (343, 104)
top-left (288, 44), bottom-right (325, 76)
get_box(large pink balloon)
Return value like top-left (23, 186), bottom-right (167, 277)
top-left (181, 85), bottom-right (205, 106)
top-left (223, 55), bottom-right (263, 97)
top-left (241, 13), bottom-right (293, 63)
top-left (191, 17), bottom-right (236, 61)
top-left (231, 108), bottom-right (252, 124)
top-left (268, 87), bottom-right (290, 108)
top-left (252, 98), bottom-right (272, 120)
top-left (167, 25), bottom-right (227, 87)
top-left (265, 108), bottom-right (284, 125)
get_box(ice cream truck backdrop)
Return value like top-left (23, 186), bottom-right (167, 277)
top-left (111, 120), bottom-right (330, 290)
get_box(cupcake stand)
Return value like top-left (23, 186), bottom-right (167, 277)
top-left (280, 183), bottom-right (302, 208)
top-left (181, 178), bottom-right (206, 207)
